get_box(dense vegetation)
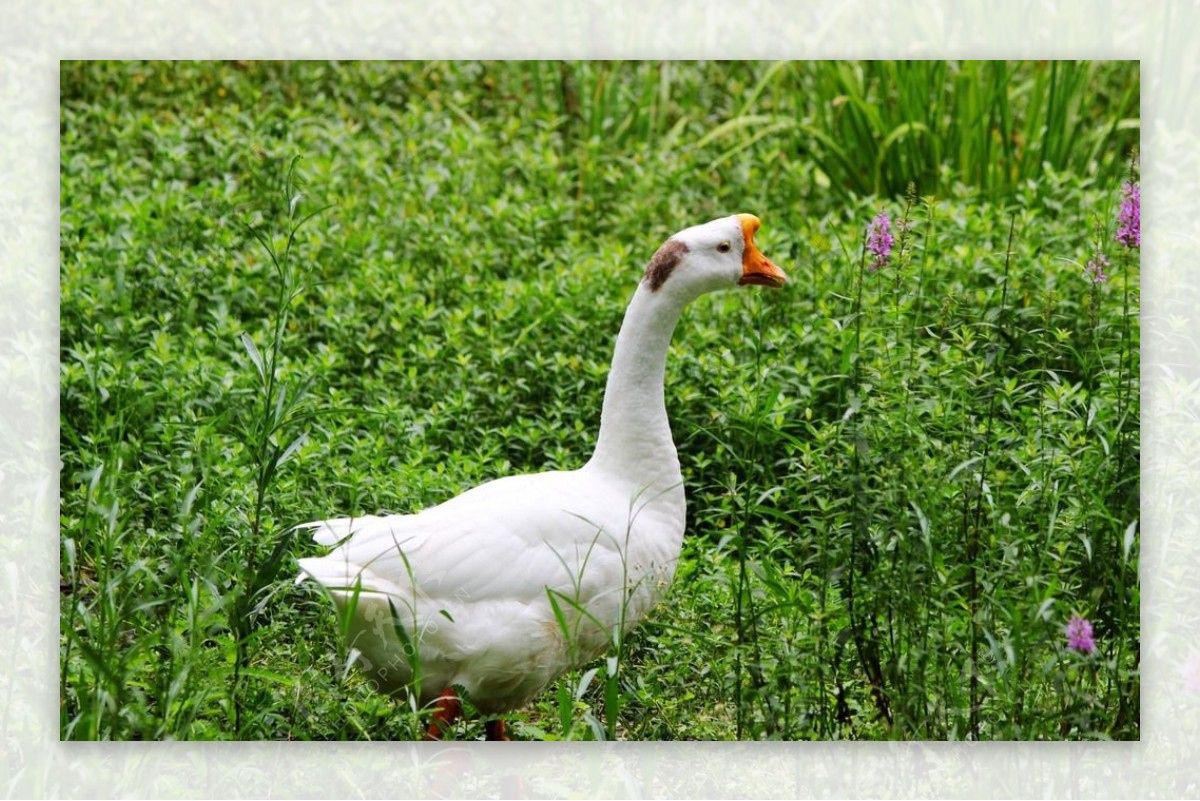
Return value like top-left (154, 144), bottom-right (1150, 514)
top-left (60, 60), bottom-right (1139, 740)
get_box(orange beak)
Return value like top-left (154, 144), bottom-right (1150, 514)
top-left (735, 213), bottom-right (787, 287)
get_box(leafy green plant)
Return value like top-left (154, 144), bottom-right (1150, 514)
top-left (226, 156), bottom-right (329, 733)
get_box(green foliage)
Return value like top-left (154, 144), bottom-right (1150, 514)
top-left (60, 60), bottom-right (1138, 741)
top-left (694, 60), bottom-right (1140, 202)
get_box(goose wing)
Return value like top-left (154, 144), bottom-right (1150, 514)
top-left (296, 470), bottom-right (634, 610)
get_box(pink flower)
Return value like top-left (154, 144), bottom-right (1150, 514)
top-left (1115, 181), bottom-right (1140, 249)
top-left (1066, 614), bottom-right (1096, 654)
top-left (1085, 252), bottom-right (1109, 284)
top-left (866, 212), bottom-right (894, 271)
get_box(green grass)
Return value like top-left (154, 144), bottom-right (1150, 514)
top-left (60, 60), bottom-right (1139, 740)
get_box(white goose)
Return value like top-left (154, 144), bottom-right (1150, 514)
top-left (297, 214), bottom-right (786, 739)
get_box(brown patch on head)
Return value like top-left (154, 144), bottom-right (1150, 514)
top-left (643, 239), bottom-right (689, 292)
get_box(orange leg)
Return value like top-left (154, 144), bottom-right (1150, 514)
top-left (484, 719), bottom-right (510, 741)
top-left (423, 689), bottom-right (462, 740)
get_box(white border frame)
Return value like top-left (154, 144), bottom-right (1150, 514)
top-left (4, 1), bottom-right (1194, 797)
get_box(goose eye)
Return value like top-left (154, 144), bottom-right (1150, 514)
top-left (717, 241), bottom-right (732, 253)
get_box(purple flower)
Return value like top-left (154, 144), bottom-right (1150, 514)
top-left (866, 212), bottom-right (894, 271)
top-left (1085, 252), bottom-right (1109, 284)
top-left (1116, 181), bottom-right (1140, 248)
top-left (1066, 614), bottom-right (1096, 655)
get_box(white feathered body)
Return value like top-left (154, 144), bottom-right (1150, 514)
top-left (297, 463), bottom-right (684, 713)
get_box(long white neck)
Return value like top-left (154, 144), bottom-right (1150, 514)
top-left (585, 282), bottom-right (687, 490)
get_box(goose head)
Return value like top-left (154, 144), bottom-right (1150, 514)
top-left (642, 213), bottom-right (788, 303)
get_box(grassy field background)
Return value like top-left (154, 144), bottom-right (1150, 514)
top-left (60, 60), bottom-right (1140, 740)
